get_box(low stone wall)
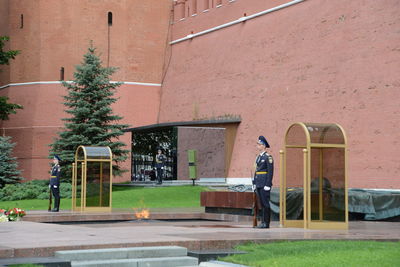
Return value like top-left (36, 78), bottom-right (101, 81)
top-left (200, 191), bottom-right (255, 216)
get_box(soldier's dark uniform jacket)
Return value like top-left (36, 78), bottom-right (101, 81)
top-left (155, 153), bottom-right (166, 184)
top-left (155, 154), bottom-right (166, 168)
top-left (50, 164), bottom-right (61, 187)
top-left (253, 152), bottom-right (274, 189)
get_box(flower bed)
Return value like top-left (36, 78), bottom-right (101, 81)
top-left (0, 208), bottom-right (26, 221)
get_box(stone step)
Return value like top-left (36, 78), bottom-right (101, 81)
top-left (55, 246), bottom-right (187, 261)
top-left (71, 256), bottom-right (198, 267)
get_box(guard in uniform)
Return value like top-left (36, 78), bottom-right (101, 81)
top-left (252, 136), bottom-right (274, 228)
top-left (155, 149), bottom-right (166, 184)
top-left (49, 155), bottom-right (61, 212)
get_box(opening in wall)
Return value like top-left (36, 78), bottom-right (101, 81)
top-left (60, 67), bottom-right (64, 81)
top-left (107, 12), bottom-right (112, 67)
top-left (108, 12), bottom-right (113, 26)
top-left (20, 14), bottom-right (23, 28)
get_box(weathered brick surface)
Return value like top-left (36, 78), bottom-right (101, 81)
top-left (160, 0), bottom-right (400, 188)
top-left (0, 0), bottom-right (170, 182)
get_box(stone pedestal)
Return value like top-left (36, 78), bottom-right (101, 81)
top-left (200, 191), bottom-right (255, 216)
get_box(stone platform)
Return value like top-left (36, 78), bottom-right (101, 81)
top-left (1, 209), bottom-right (400, 259)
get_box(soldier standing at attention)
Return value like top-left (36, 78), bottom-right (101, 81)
top-left (155, 149), bottom-right (166, 184)
top-left (49, 155), bottom-right (61, 212)
top-left (252, 136), bottom-right (274, 228)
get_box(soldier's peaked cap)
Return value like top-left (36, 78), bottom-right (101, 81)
top-left (54, 155), bottom-right (61, 161)
top-left (258, 136), bottom-right (270, 148)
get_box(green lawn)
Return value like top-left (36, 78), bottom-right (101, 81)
top-left (220, 240), bottom-right (400, 267)
top-left (0, 185), bottom-right (209, 211)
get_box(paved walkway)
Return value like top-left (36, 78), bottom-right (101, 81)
top-left (1, 210), bottom-right (399, 258)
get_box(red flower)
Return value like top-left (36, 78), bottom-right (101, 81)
top-left (1, 207), bottom-right (26, 221)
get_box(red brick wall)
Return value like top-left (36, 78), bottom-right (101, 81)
top-left (0, 0), bottom-right (171, 181)
top-left (1, 0), bottom-right (172, 83)
top-left (0, 83), bottom-right (161, 181)
top-left (0, 0), bottom-right (10, 84)
top-left (177, 127), bottom-right (225, 180)
top-left (1, 0), bottom-right (399, 188)
top-left (160, 0), bottom-right (400, 188)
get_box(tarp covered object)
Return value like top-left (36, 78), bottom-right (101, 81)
top-left (269, 188), bottom-right (400, 220)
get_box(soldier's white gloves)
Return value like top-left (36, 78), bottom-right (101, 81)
top-left (161, 167), bottom-right (164, 169)
top-left (53, 185), bottom-right (58, 188)
top-left (49, 184), bottom-right (51, 188)
top-left (252, 185), bottom-right (256, 191)
top-left (264, 186), bottom-right (271, 191)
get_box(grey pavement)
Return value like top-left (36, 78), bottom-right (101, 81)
top-left (1, 210), bottom-right (400, 258)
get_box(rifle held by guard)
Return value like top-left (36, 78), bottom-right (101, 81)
top-left (48, 187), bottom-right (52, 211)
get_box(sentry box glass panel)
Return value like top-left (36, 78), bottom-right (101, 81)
top-left (72, 146), bottom-right (113, 212)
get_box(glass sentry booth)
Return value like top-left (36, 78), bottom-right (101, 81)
top-left (279, 123), bottom-right (348, 229)
top-left (72, 146), bottom-right (113, 212)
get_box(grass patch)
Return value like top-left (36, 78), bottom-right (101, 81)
top-left (112, 185), bottom-right (210, 209)
top-left (221, 240), bottom-right (400, 267)
top-left (0, 185), bottom-right (210, 211)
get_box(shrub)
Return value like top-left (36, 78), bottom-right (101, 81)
top-left (0, 180), bottom-right (72, 201)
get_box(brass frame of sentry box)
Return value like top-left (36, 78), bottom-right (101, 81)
top-left (72, 145), bottom-right (113, 213)
top-left (279, 122), bottom-right (348, 230)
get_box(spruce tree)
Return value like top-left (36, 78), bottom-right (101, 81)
top-left (0, 136), bottom-right (23, 188)
top-left (50, 46), bottom-right (129, 181)
top-left (0, 36), bottom-right (20, 65)
top-left (1, 36), bottom-right (23, 120)
top-left (0, 36), bottom-right (23, 188)
top-left (0, 96), bottom-right (23, 120)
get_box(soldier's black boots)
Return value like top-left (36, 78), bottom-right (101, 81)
top-left (52, 198), bottom-right (60, 212)
top-left (256, 208), bottom-right (270, 228)
top-left (257, 222), bottom-right (268, 228)
top-left (264, 207), bottom-right (271, 228)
